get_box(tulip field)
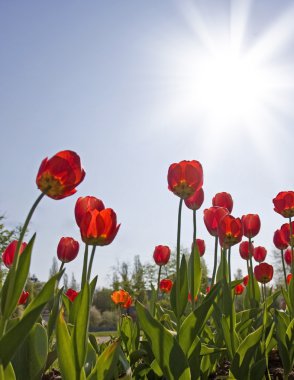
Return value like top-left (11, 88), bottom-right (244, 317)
top-left (0, 150), bottom-right (293, 379)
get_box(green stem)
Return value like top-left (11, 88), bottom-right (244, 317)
top-left (228, 247), bottom-right (232, 285)
top-left (289, 217), bottom-right (294, 276)
top-left (176, 198), bottom-right (183, 336)
top-left (156, 265), bottom-right (162, 301)
top-left (191, 210), bottom-right (197, 310)
top-left (211, 236), bottom-right (219, 286)
top-left (81, 244), bottom-right (89, 289)
top-left (280, 249), bottom-right (288, 290)
top-left (248, 237), bottom-right (256, 303)
top-left (87, 245), bottom-right (97, 282)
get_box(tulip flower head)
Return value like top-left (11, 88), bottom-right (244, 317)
top-left (111, 289), bottom-right (131, 308)
top-left (284, 248), bottom-right (292, 266)
top-left (65, 288), bottom-right (79, 302)
top-left (2, 240), bottom-right (27, 269)
top-left (273, 228), bottom-right (289, 250)
top-left (239, 241), bottom-right (254, 260)
top-left (243, 275), bottom-right (249, 287)
top-left (153, 245), bottom-right (171, 266)
top-left (212, 192), bottom-right (233, 213)
top-left (280, 222), bottom-right (294, 246)
top-left (36, 150), bottom-right (85, 200)
top-left (273, 191), bottom-right (294, 218)
top-left (254, 263), bottom-right (274, 284)
top-left (167, 160), bottom-right (203, 199)
top-left (287, 273), bottom-right (292, 285)
top-left (75, 196), bottom-right (105, 227)
top-left (192, 238), bottom-right (205, 257)
top-left (253, 246), bottom-right (267, 263)
top-left (234, 284), bottom-right (244, 295)
top-left (241, 214), bottom-right (261, 238)
top-left (218, 215), bottom-right (243, 248)
top-left (18, 291), bottom-right (29, 305)
top-left (203, 206), bottom-right (229, 237)
top-left (159, 278), bottom-right (173, 293)
top-left (57, 237), bottom-right (79, 263)
top-left (184, 188), bottom-right (204, 210)
top-left (79, 208), bottom-right (120, 246)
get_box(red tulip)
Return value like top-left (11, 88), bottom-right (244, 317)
top-left (203, 206), bottom-right (229, 237)
top-left (243, 275), bottom-right (249, 286)
top-left (184, 188), bottom-right (204, 210)
top-left (218, 215), bottom-right (243, 248)
top-left (253, 246), bottom-right (267, 263)
top-left (284, 248), bottom-right (292, 266)
top-left (36, 150), bottom-right (85, 200)
top-left (239, 241), bottom-right (254, 260)
top-left (254, 263), bottom-right (274, 284)
top-left (159, 278), bottom-right (173, 293)
top-left (2, 240), bottom-right (27, 269)
top-left (79, 208), bottom-right (120, 246)
top-left (123, 294), bottom-right (132, 308)
top-left (273, 228), bottom-right (289, 250)
top-left (111, 289), bottom-right (130, 305)
top-left (206, 286), bottom-right (211, 294)
top-left (241, 214), bottom-right (261, 238)
top-left (75, 196), bottom-right (105, 227)
top-left (18, 291), bottom-right (29, 305)
top-left (167, 160), bottom-right (203, 199)
top-left (280, 222), bottom-right (294, 246)
top-left (57, 237), bottom-right (79, 263)
top-left (287, 273), bottom-right (292, 285)
top-left (234, 284), bottom-right (244, 295)
top-left (273, 191), bottom-right (294, 218)
top-left (212, 192), bottom-right (233, 213)
top-left (153, 245), bottom-right (171, 266)
top-left (65, 288), bottom-right (79, 302)
top-left (192, 239), bottom-right (205, 257)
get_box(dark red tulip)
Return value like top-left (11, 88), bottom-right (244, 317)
top-left (254, 263), bottom-right (274, 284)
top-left (159, 278), bottom-right (173, 293)
top-left (79, 208), bottom-right (120, 246)
top-left (75, 196), bottom-right (105, 227)
top-left (253, 246), bottom-right (267, 263)
top-left (241, 214), bottom-right (261, 238)
top-left (239, 241), bottom-right (254, 260)
top-left (203, 206), bottom-right (229, 237)
top-left (65, 288), bottom-right (79, 302)
top-left (192, 239), bottom-right (205, 257)
top-left (36, 150), bottom-right (85, 200)
top-left (2, 240), bottom-right (27, 269)
top-left (57, 237), bottom-right (79, 263)
top-left (153, 245), bottom-right (171, 266)
top-left (218, 215), bottom-right (243, 248)
top-left (18, 291), bottom-right (29, 305)
top-left (212, 192), bottom-right (233, 213)
top-left (234, 284), bottom-right (244, 295)
top-left (284, 248), bottom-right (292, 266)
top-left (184, 188), bottom-right (204, 210)
top-left (273, 191), bottom-right (294, 218)
top-left (243, 275), bottom-right (249, 286)
top-left (273, 228), bottom-right (288, 250)
top-left (206, 286), bottom-right (211, 294)
top-left (167, 160), bottom-right (203, 199)
top-left (280, 222), bottom-right (294, 246)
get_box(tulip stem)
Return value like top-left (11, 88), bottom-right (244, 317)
top-left (248, 237), bottom-right (256, 303)
top-left (191, 210), bottom-right (197, 310)
top-left (81, 244), bottom-right (89, 289)
top-left (228, 247), bottom-right (232, 285)
top-left (211, 236), bottom-right (219, 286)
top-left (280, 249), bottom-right (288, 290)
top-left (176, 198), bottom-right (183, 335)
top-left (87, 245), bottom-right (97, 282)
top-left (289, 217), bottom-right (294, 276)
top-left (156, 265), bottom-right (162, 301)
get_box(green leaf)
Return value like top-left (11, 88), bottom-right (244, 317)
top-left (89, 276), bottom-right (98, 303)
top-left (96, 340), bottom-right (121, 380)
top-left (170, 255), bottom-right (188, 320)
top-left (275, 311), bottom-right (294, 375)
top-left (12, 323), bottom-right (48, 380)
top-left (47, 288), bottom-right (63, 340)
top-left (230, 325), bottom-right (263, 379)
top-left (188, 243), bottom-right (202, 303)
top-left (249, 357), bottom-right (267, 380)
top-left (56, 309), bottom-right (76, 380)
top-left (179, 282), bottom-right (221, 355)
top-left (0, 363), bottom-right (15, 380)
top-left (136, 301), bottom-right (190, 380)
top-left (1, 235), bottom-right (35, 318)
top-left (73, 283), bottom-right (90, 371)
top-left (0, 273), bottom-right (59, 368)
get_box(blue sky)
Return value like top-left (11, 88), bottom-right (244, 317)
top-left (1, 0), bottom-right (293, 287)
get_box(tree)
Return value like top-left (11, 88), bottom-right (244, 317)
top-left (49, 257), bottom-right (59, 279)
top-left (63, 272), bottom-right (68, 291)
top-left (69, 272), bottom-right (79, 290)
top-left (132, 255), bottom-right (146, 302)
